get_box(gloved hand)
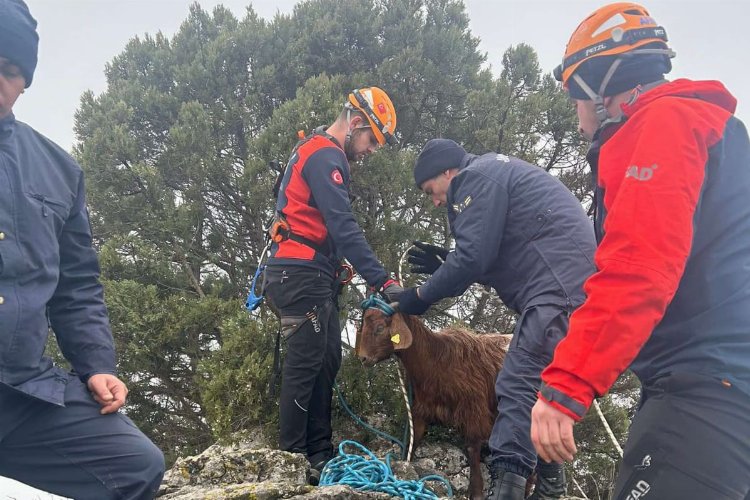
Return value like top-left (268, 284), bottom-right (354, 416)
top-left (395, 287), bottom-right (431, 315)
top-left (408, 241), bottom-right (449, 275)
top-left (380, 278), bottom-right (404, 302)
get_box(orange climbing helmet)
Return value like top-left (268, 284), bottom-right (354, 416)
top-left (554, 2), bottom-right (675, 96)
top-left (346, 87), bottom-right (398, 146)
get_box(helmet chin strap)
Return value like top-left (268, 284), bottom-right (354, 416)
top-left (572, 47), bottom-right (676, 131)
top-left (344, 108), bottom-right (355, 160)
top-left (571, 57), bottom-right (623, 126)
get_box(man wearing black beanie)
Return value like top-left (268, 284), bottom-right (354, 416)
top-left (0, 1), bottom-right (164, 498)
top-left (0, 0), bottom-right (38, 87)
top-left (397, 138), bottom-right (596, 500)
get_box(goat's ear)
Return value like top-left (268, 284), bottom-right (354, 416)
top-left (389, 313), bottom-right (413, 350)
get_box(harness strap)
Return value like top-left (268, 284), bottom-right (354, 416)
top-left (268, 300), bottom-right (333, 397)
top-left (271, 127), bottom-right (343, 257)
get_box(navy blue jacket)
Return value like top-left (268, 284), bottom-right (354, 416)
top-left (420, 153), bottom-right (596, 314)
top-left (0, 114), bottom-right (115, 406)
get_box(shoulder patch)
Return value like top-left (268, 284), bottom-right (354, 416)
top-left (496, 154), bottom-right (510, 163)
top-left (331, 169), bottom-right (344, 185)
top-left (452, 194), bottom-right (473, 214)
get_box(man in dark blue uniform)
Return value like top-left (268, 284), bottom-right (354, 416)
top-left (397, 139), bottom-right (596, 500)
top-left (0, 1), bottom-right (164, 498)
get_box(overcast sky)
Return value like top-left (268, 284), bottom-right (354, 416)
top-left (13, 0), bottom-right (750, 152)
top-left (4, 0), bottom-right (749, 496)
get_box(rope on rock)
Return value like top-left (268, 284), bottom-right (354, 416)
top-left (319, 440), bottom-right (453, 499)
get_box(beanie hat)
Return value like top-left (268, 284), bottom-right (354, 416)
top-left (414, 139), bottom-right (466, 187)
top-left (567, 43), bottom-right (672, 100)
top-left (0, 0), bottom-right (39, 88)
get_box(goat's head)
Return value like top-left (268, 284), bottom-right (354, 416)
top-left (356, 308), bottom-right (413, 366)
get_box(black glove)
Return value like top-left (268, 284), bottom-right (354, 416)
top-left (407, 241), bottom-right (449, 275)
top-left (395, 287), bottom-right (431, 315)
top-left (380, 278), bottom-right (404, 303)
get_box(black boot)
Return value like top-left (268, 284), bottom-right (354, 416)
top-left (528, 462), bottom-right (566, 499)
top-left (307, 458), bottom-right (326, 486)
top-left (485, 467), bottom-right (527, 500)
top-left (307, 447), bottom-right (334, 486)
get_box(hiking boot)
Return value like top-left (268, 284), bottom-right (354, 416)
top-left (485, 467), bottom-right (527, 500)
top-left (307, 453), bottom-right (335, 486)
top-left (528, 462), bottom-right (566, 499)
top-left (307, 446), bottom-right (334, 486)
top-left (307, 459), bottom-right (326, 486)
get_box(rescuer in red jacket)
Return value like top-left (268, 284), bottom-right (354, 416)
top-left (531, 4), bottom-right (750, 499)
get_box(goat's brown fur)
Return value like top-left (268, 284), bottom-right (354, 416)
top-left (357, 309), bottom-right (512, 500)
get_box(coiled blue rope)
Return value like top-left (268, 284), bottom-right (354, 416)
top-left (319, 440), bottom-right (453, 499)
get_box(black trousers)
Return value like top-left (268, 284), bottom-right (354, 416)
top-left (612, 372), bottom-right (750, 500)
top-left (490, 304), bottom-right (569, 477)
top-left (264, 265), bottom-right (341, 465)
top-left (0, 374), bottom-right (164, 500)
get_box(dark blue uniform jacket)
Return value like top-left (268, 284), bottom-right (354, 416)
top-left (0, 114), bottom-right (115, 406)
top-left (420, 152), bottom-right (596, 314)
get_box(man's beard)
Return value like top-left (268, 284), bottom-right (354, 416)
top-left (344, 128), bottom-right (367, 162)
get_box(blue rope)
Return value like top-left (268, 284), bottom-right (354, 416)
top-left (334, 383), bottom-right (406, 453)
top-left (361, 294), bottom-right (396, 316)
top-left (320, 440), bottom-right (453, 499)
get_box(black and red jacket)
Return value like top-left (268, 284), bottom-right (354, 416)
top-left (541, 79), bottom-right (750, 419)
top-left (267, 133), bottom-right (388, 289)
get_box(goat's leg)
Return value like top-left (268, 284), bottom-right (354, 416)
top-left (466, 438), bottom-right (484, 500)
top-left (411, 416), bottom-right (426, 450)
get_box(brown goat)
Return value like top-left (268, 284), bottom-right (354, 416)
top-left (356, 308), bottom-right (511, 500)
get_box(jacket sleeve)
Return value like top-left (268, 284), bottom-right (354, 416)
top-left (540, 101), bottom-right (721, 420)
top-left (419, 169), bottom-right (508, 304)
top-left (303, 148), bottom-right (388, 288)
top-left (47, 173), bottom-right (117, 382)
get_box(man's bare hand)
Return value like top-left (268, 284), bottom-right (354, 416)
top-left (87, 373), bottom-right (128, 414)
top-left (531, 397), bottom-right (577, 463)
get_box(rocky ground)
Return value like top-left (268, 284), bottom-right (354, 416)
top-left (157, 427), bottom-right (586, 500)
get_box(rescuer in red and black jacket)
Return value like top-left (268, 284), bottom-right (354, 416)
top-left (263, 87), bottom-right (402, 484)
top-left (531, 4), bottom-right (750, 500)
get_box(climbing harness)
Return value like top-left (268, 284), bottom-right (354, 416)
top-left (245, 128), bottom-right (338, 313)
top-left (268, 211), bottom-right (331, 256)
top-left (319, 440), bottom-right (452, 499)
top-left (266, 264), bottom-right (356, 397)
